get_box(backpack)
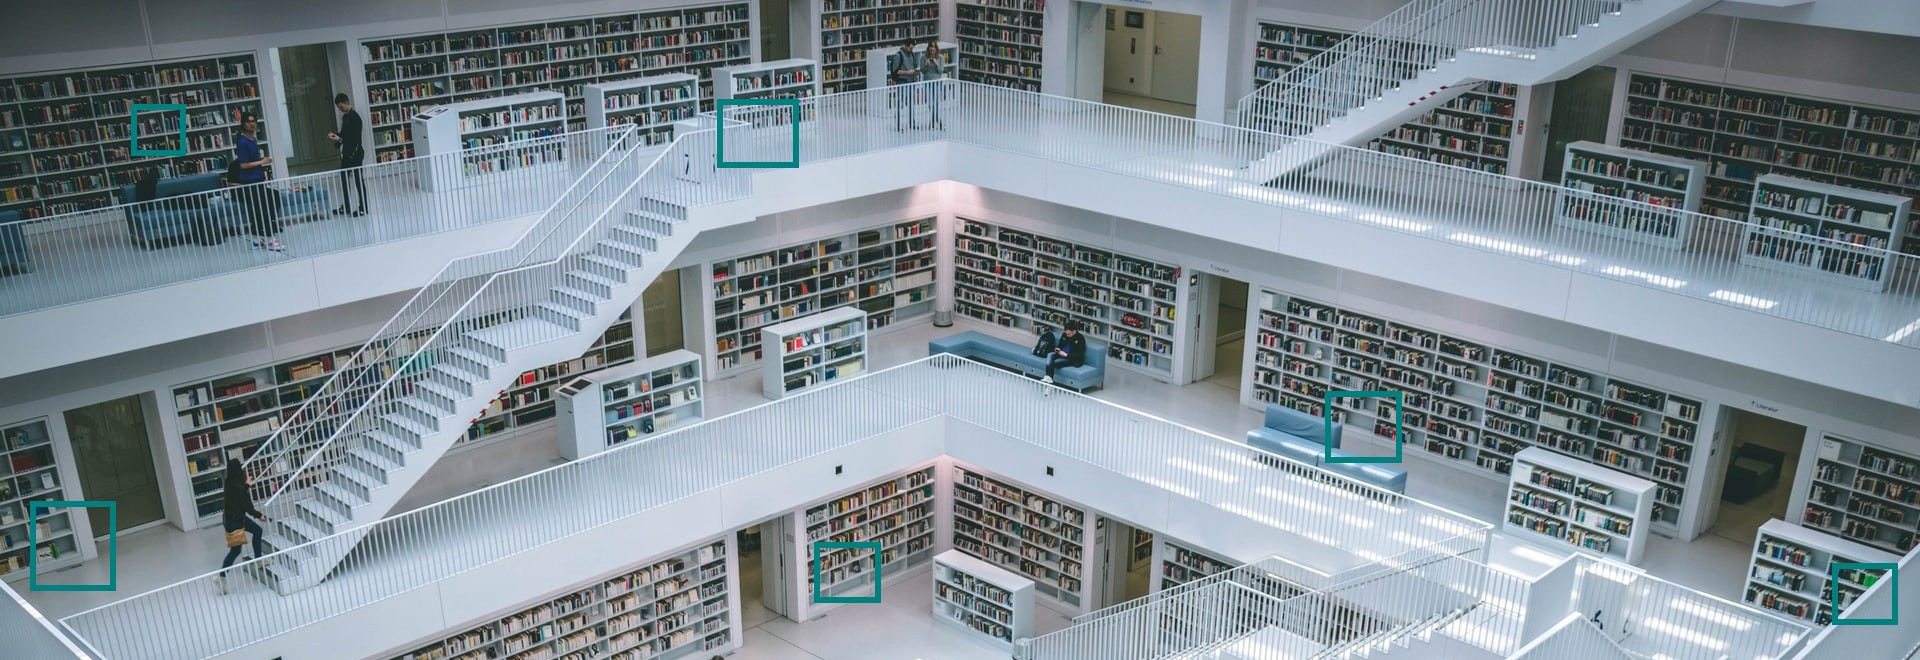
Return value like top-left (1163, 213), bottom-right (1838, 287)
top-left (1032, 330), bottom-right (1058, 357)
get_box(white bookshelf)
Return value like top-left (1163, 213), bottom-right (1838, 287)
top-left (759, 307), bottom-right (868, 399)
top-left (932, 549), bottom-right (1035, 649)
top-left (955, 0), bottom-right (1044, 92)
top-left (1802, 433), bottom-right (1920, 556)
top-left (582, 73), bottom-right (699, 147)
top-left (709, 217), bottom-right (937, 374)
top-left (1740, 173), bottom-right (1912, 291)
top-left (1506, 447), bottom-right (1656, 565)
top-left (556, 349), bottom-right (703, 461)
top-left (1128, 528), bottom-right (1152, 571)
top-left (1152, 539), bottom-right (1232, 593)
top-left (802, 0), bottom-right (942, 94)
top-left (953, 217), bottom-right (1184, 378)
top-left (1245, 289), bottom-right (1708, 535)
top-left (359, 3), bottom-right (753, 159)
top-left (1746, 518), bottom-right (1898, 626)
top-left (0, 52), bottom-right (264, 220)
top-left (713, 58), bottom-right (820, 102)
top-left (386, 535), bottom-right (741, 660)
top-left (791, 466), bottom-right (939, 621)
top-left (1249, 22), bottom-right (1347, 90)
top-left (950, 465), bottom-right (1092, 614)
top-left (412, 91), bottom-right (566, 192)
top-left (459, 315), bottom-right (638, 450)
top-left (0, 418), bottom-right (82, 582)
top-left (863, 43), bottom-right (959, 118)
top-left (1554, 141), bottom-right (1707, 249)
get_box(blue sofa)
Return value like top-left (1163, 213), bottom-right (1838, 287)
top-left (1246, 403), bottom-right (1407, 494)
top-left (119, 174), bottom-right (330, 248)
top-left (929, 330), bottom-right (1107, 391)
top-left (0, 210), bottom-right (29, 274)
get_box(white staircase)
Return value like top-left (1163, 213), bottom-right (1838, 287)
top-left (1236, 0), bottom-right (1718, 183)
top-left (232, 128), bottom-right (735, 594)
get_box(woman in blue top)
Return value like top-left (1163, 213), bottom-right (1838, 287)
top-left (232, 113), bottom-right (283, 251)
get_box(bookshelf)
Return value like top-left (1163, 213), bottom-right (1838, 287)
top-left (1746, 518), bottom-right (1898, 626)
top-left (932, 549), bottom-right (1035, 649)
top-left (0, 418), bottom-right (81, 582)
top-left (0, 52), bottom-right (263, 219)
top-left (460, 314), bottom-right (638, 449)
top-left (955, 0), bottom-right (1045, 93)
top-left (759, 307), bottom-right (868, 399)
top-left (1801, 433), bottom-right (1920, 556)
top-left (556, 349), bottom-right (703, 460)
top-left (1618, 72), bottom-right (1920, 255)
top-left (1740, 173), bottom-right (1911, 291)
top-left (1153, 539), bottom-right (1233, 592)
top-left (713, 59), bottom-right (820, 105)
top-left (360, 3), bottom-right (752, 160)
top-left (582, 73), bottom-right (699, 147)
top-left (953, 217), bottom-right (1184, 378)
top-left (1249, 21), bottom-right (1528, 175)
top-left (708, 217), bottom-right (937, 374)
top-left (1506, 447), bottom-right (1655, 564)
top-left (1554, 141), bottom-right (1706, 249)
top-left (862, 43), bottom-right (959, 118)
top-left (950, 464), bottom-right (1092, 614)
top-left (804, 0), bottom-right (943, 94)
top-left (1128, 528), bottom-right (1152, 571)
top-left (1246, 288), bottom-right (1708, 535)
top-left (412, 91), bottom-right (566, 192)
top-left (793, 466), bottom-right (938, 620)
top-left (386, 535), bottom-right (740, 660)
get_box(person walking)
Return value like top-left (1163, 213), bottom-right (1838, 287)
top-left (888, 41), bottom-right (923, 132)
top-left (1042, 321), bottom-right (1088, 388)
top-left (327, 93), bottom-right (368, 217)
top-left (919, 40), bottom-right (947, 131)
top-left (232, 112), bottom-right (283, 251)
top-left (216, 461), bottom-right (266, 595)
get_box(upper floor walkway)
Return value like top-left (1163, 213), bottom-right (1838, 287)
top-left (3, 82), bottom-right (1917, 405)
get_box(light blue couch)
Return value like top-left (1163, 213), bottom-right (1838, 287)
top-left (1246, 403), bottom-right (1407, 494)
top-left (929, 330), bottom-right (1107, 391)
top-left (119, 174), bottom-right (330, 248)
top-left (0, 210), bottom-right (29, 274)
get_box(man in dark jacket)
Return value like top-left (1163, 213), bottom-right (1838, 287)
top-left (1042, 321), bottom-right (1087, 385)
top-left (216, 461), bottom-right (266, 594)
top-left (327, 93), bottom-right (368, 216)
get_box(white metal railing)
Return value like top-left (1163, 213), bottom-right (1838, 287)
top-left (1575, 556), bottom-right (1811, 660)
top-left (0, 125), bottom-right (635, 318)
top-left (1072, 555), bottom-right (1338, 625)
top-left (1, 578), bottom-right (92, 659)
top-left (1506, 612), bottom-right (1637, 659)
top-left (1235, 0), bottom-right (1634, 135)
top-left (58, 355), bottom-right (1490, 659)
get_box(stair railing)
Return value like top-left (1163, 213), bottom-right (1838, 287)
top-left (239, 125), bottom-right (645, 505)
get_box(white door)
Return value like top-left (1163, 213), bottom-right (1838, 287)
top-left (1149, 11), bottom-right (1201, 105)
top-left (1103, 8), bottom-right (1153, 95)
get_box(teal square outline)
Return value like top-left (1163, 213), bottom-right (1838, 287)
top-left (812, 541), bottom-right (882, 603)
top-left (28, 500), bottom-right (115, 592)
top-left (1323, 390), bottom-right (1403, 464)
top-left (129, 104), bottom-right (189, 157)
top-left (1830, 562), bottom-right (1897, 625)
top-left (715, 98), bottom-right (801, 169)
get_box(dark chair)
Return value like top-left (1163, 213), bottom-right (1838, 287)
top-left (1721, 442), bottom-right (1785, 504)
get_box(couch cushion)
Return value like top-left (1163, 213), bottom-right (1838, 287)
top-left (1321, 451), bottom-right (1408, 493)
top-left (1248, 428), bottom-right (1322, 466)
top-left (156, 173), bottom-right (225, 198)
top-left (1263, 404), bottom-right (1341, 449)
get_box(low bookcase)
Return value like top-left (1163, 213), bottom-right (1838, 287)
top-left (759, 307), bottom-right (869, 399)
top-left (0, 418), bottom-right (82, 581)
top-left (1152, 538), bottom-right (1233, 592)
top-left (413, 91), bottom-right (566, 192)
top-left (713, 58), bottom-right (819, 108)
top-left (582, 73), bottom-right (699, 148)
top-left (556, 349), bottom-right (704, 460)
top-left (782, 465), bottom-right (940, 622)
top-left (1739, 174), bottom-right (1911, 291)
top-left (949, 464), bottom-right (1093, 614)
top-left (932, 549), bottom-right (1035, 649)
top-left (1505, 447), bottom-right (1655, 564)
top-left (1553, 141), bottom-right (1705, 249)
top-left (1746, 518), bottom-right (1897, 625)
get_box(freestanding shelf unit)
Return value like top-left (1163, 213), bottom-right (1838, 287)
top-left (931, 549), bottom-right (1035, 650)
top-left (555, 349), bottom-right (704, 460)
top-left (1505, 447), bottom-right (1656, 565)
top-left (413, 91), bottom-right (566, 192)
top-left (759, 307), bottom-right (868, 399)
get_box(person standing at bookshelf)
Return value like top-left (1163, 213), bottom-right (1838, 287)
top-left (215, 461), bottom-right (266, 594)
top-left (232, 112), bottom-right (283, 251)
top-left (888, 41), bottom-right (923, 131)
top-left (918, 40), bottom-right (947, 131)
top-left (1042, 321), bottom-right (1087, 386)
top-left (327, 93), bottom-right (368, 217)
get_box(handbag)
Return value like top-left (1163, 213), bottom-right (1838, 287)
top-left (225, 528), bottom-right (247, 548)
top-left (1031, 330), bottom-right (1058, 357)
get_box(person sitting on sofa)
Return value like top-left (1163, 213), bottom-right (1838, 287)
top-left (1042, 321), bottom-right (1087, 385)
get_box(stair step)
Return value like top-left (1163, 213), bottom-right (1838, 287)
top-left (593, 238), bottom-right (652, 264)
top-left (294, 499), bottom-right (347, 536)
top-left (456, 331), bottom-right (510, 363)
top-left (332, 464), bottom-right (384, 501)
top-left (547, 286), bottom-right (604, 316)
top-left (313, 482), bottom-right (365, 517)
top-left (534, 301), bottom-right (588, 331)
top-left (277, 515), bottom-right (326, 547)
top-left (563, 269), bottom-right (619, 297)
top-left (610, 224), bottom-right (661, 250)
top-left (413, 379), bottom-right (467, 410)
top-left (346, 445), bottom-right (402, 475)
top-left (427, 363), bottom-right (484, 391)
top-left (466, 315), bottom-right (577, 350)
top-left (444, 347), bottom-right (501, 376)
top-left (578, 255), bottom-right (633, 282)
top-left (396, 397), bottom-right (448, 427)
top-left (260, 532), bottom-right (316, 559)
top-left (376, 413), bottom-right (432, 443)
top-left (264, 556), bottom-right (302, 585)
top-left (364, 428), bottom-right (417, 460)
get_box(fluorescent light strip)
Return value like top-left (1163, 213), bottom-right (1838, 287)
top-left (1167, 456), bottom-right (1239, 483)
top-left (1602, 266), bottom-right (1686, 288)
top-left (1707, 290), bottom-right (1778, 310)
top-left (1356, 213), bottom-right (1432, 232)
top-left (1447, 232), bottom-right (1548, 257)
top-left (1885, 317), bottom-right (1920, 343)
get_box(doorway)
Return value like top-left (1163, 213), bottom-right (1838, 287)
top-left (642, 268), bottom-right (686, 355)
top-left (1097, 517), bottom-right (1154, 608)
top-left (274, 43), bottom-right (342, 175)
top-left (1098, 7), bottom-right (1201, 117)
top-left (64, 395), bottom-right (166, 535)
top-left (762, 0), bottom-right (792, 60)
top-left (1705, 409), bottom-right (1806, 544)
top-left (737, 518), bottom-right (788, 631)
top-left (1542, 66), bottom-right (1616, 182)
top-left (1210, 278), bottom-right (1248, 388)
